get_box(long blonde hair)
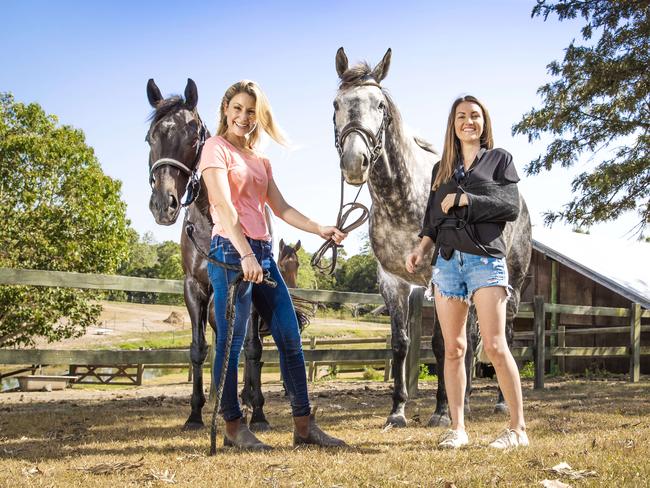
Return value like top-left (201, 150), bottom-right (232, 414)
top-left (217, 80), bottom-right (288, 149)
top-left (432, 95), bottom-right (493, 190)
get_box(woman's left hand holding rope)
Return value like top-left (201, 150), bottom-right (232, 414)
top-left (318, 225), bottom-right (347, 245)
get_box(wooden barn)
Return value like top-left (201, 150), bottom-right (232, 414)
top-left (420, 228), bottom-right (649, 376)
top-left (517, 227), bottom-right (649, 374)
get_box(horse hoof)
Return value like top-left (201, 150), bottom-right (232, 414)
top-left (182, 421), bottom-right (205, 431)
top-left (384, 415), bottom-right (407, 428)
top-left (427, 413), bottom-right (451, 427)
top-left (249, 421), bottom-right (272, 432)
top-left (494, 403), bottom-right (509, 414)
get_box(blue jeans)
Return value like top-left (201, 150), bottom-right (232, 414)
top-left (431, 251), bottom-right (511, 304)
top-left (207, 235), bottom-right (310, 421)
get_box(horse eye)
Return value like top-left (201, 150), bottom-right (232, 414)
top-left (333, 101), bottom-right (339, 111)
top-left (378, 101), bottom-right (385, 110)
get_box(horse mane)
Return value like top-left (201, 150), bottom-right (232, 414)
top-left (338, 61), bottom-right (374, 88)
top-left (148, 96), bottom-right (186, 124)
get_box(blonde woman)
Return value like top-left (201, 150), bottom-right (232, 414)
top-left (199, 80), bottom-right (347, 450)
top-left (405, 95), bottom-right (528, 449)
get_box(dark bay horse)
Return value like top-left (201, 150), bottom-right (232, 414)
top-left (277, 239), bottom-right (301, 288)
top-left (146, 78), bottom-right (306, 431)
top-left (332, 48), bottom-right (532, 427)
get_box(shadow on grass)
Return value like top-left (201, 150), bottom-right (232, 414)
top-left (0, 377), bottom-right (648, 463)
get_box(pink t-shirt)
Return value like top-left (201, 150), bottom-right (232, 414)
top-left (198, 135), bottom-right (273, 241)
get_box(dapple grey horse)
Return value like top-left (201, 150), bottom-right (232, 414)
top-left (333, 48), bottom-right (532, 427)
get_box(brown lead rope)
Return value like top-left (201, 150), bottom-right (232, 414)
top-left (310, 175), bottom-right (369, 275)
top-left (184, 223), bottom-right (277, 455)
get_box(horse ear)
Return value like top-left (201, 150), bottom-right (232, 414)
top-left (294, 240), bottom-right (301, 252)
top-left (185, 78), bottom-right (198, 111)
top-left (147, 79), bottom-right (163, 107)
top-left (279, 239), bottom-right (285, 253)
top-left (371, 48), bottom-right (392, 83)
top-left (335, 47), bottom-right (349, 78)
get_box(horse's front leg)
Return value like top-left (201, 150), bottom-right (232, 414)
top-left (183, 275), bottom-right (210, 430)
top-left (380, 270), bottom-right (412, 428)
top-left (241, 308), bottom-right (271, 431)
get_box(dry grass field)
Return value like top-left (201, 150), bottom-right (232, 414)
top-left (0, 376), bottom-right (648, 487)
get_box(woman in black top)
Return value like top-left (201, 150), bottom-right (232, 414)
top-left (406, 95), bottom-right (528, 449)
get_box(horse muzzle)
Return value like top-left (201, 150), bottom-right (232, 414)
top-left (149, 190), bottom-right (181, 225)
top-left (340, 150), bottom-right (370, 186)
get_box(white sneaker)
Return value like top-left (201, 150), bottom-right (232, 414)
top-left (438, 429), bottom-right (469, 449)
top-left (488, 428), bottom-right (529, 449)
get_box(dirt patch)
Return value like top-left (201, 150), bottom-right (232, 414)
top-left (163, 311), bottom-right (185, 326)
top-left (30, 301), bottom-right (190, 350)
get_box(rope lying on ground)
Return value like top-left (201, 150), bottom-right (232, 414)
top-left (185, 223), bottom-right (277, 455)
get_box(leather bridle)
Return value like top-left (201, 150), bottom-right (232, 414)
top-left (333, 101), bottom-right (392, 168)
top-left (311, 88), bottom-right (392, 275)
top-left (147, 114), bottom-right (208, 207)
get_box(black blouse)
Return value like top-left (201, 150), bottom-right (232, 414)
top-left (419, 147), bottom-right (521, 263)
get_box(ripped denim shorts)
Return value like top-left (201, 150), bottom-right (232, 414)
top-left (429, 250), bottom-right (511, 304)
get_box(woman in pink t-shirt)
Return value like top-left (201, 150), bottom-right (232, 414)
top-left (199, 80), bottom-right (347, 450)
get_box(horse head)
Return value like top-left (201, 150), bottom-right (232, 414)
top-left (333, 47), bottom-right (393, 186)
top-left (146, 78), bottom-right (206, 225)
top-left (278, 238), bottom-right (301, 288)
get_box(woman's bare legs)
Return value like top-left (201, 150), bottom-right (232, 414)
top-left (473, 286), bottom-right (525, 432)
top-left (434, 290), bottom-right (470, 431)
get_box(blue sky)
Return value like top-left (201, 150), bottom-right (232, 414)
top-left (2, 1), bottom-right (639, 255)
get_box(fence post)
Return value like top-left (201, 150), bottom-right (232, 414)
top-left (406, 287), bottom-right (424, 397)
top-left (549, 260), bottom-right (558, 374)
top-left (136, 364), bottom-right (144, 386)
top-left (384, 335), bottom-right (392, 382)
top-left (629, 302), bottom-right (641, 383)
top-left (558, 325), bottom-right (566, 374)
top-left (308, 337), bottom-right (317, 382)
top-left (533, 295), bottom-right (545, 390)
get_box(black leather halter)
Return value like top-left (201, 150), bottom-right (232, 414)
top-left (147, 114), bottom-right (208, 207)
top-left (333, 104), bottom-right (392, 167)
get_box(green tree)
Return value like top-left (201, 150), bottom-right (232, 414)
top-left (334, 234), bottom-right (378, 293)
top-left (0, 93), bottom-right (130, 347)
top-left (513, 0), bottom-right (649, 231)
top-left (156, 240), bottom-right (184, 280)
top-left (337, 253), bottom-right (378, 293)
top-left (115, 231), bottom-right (160, 304)
top-left (156, 240), bottom-right (184, 305)
top-left (295, 247), bottom-right (318, 289)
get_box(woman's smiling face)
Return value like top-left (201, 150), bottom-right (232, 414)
top-left (224, 92), bottom-right (257, 139)
top-left (454, 100), bottom-right (484, 145)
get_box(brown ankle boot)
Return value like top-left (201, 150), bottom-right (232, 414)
top-left (224, 423), bottom-right (272, 451)
top-left (293, 409), bottom-right (347, 447)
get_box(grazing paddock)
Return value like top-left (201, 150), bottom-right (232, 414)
top-left (0, 377), bottom-right (648, 487)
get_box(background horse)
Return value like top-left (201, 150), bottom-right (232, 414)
top-left (146, 78), bottom-right (308, 431)
top-left (277, 239), bottom-right (301, 288)
top-left (333, 48), bottom-right (532, 427)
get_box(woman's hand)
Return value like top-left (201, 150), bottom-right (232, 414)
top-left (440, 193), bottom-right (468, 214)
top-left (405, 247), bottom-right (425, 274)
top-left (241, 254), bottom-right (263, 283)
top-left (318, 225), bottom-right (347, 245)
